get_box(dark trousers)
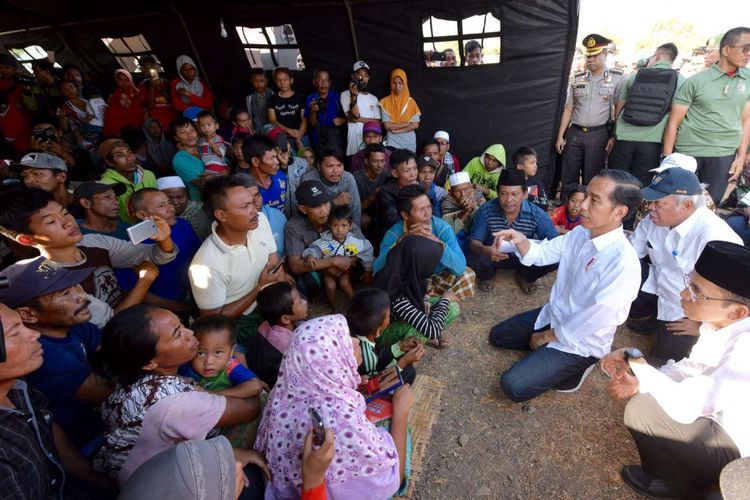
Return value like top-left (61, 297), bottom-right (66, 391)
top-left (238, 464), bottom-right (267, 500)
top-left (695, 155), bottom-right (734, 206)
top-left (467, 249), bottom-right (557, 283)
top-left (561, 125), bottom-right (609, 188)
top-left (625, 393), bottom-right (740, 495)
top-left (489, 307), bottom-right (598, 402)
top-left (628, 288), bottom-right (698, 366)
top-left (608, 140), bottom-right (661, 187)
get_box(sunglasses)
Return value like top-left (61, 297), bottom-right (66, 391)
top-left (728, 44), bottom-right (750, 54)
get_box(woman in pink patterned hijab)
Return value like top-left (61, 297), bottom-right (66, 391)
top-left (255, 314), bottom-right (413, 499)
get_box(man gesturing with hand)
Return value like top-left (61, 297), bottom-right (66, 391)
top-left (488, 170), bottom-right (642, 401)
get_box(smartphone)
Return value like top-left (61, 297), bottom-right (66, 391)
top-left (127, 219), bottom-right (157, 245)
top-left (309, 408), bottom-right (325, 447)
top-left (269, 258), bottom-right (284, 274)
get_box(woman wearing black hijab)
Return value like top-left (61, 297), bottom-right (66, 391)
top-left (373, 234), bottom-right (458, 348)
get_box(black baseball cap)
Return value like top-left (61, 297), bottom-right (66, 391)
top-left (417, 155), bottom-right (438, 171)
top-left (73, 181), bottom-right (127, 202)
top-left (0, 257), bottom-right (93, 308)
top-left (295, 180), bottom-right (334, 208)
top-left (642, 167), bottom-right (702, 201)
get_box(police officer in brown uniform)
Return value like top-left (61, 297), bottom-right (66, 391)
top-left (556, 34), bottom-right (625, 192)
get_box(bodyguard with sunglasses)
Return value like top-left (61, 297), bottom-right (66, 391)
top-left (601, 241), bottom-right (750, 498)
top-left (662, 26), bottom-right (750, 206)
top-left (628, 164), bottom-right (742, 364)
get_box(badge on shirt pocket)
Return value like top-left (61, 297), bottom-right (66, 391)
top-left (572, 82), bottom-right (588, 97)
top-left (599, 85), bottom-right (615, 101)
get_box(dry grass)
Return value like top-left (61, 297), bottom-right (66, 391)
top-left (409, 269), bottom-right (649, 499)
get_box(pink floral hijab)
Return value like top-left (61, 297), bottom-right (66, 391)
top-left (255, 314), bottom-right (398, 488)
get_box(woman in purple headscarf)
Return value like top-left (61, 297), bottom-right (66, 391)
top-left (255, 314), bottom-right (413, 499)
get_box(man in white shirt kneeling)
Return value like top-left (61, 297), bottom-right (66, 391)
top-left (491, 170), bottom-right (643, 401)
top-left (602, 241), bottom-right (750, 498)
top-left (628, 160), bottom-right (742, 365)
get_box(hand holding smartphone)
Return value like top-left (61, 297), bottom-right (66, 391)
top-left (309, 408), bottom-right (326, 447)
top-left (127, 219), bottom-right (158, 245)
top-left (268, 258), bottom-right (284, 275)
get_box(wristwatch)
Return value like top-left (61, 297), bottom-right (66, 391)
top-left (623, 347), bottom-right (644, 363)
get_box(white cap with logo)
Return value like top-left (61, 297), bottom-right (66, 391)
top-left (651, 153), bottom-right (697, 174)
top-left (352, 60), bottom-right (370, 72)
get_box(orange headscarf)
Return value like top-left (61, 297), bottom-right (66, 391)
top-left (379, 68), bottom-right (421, 124)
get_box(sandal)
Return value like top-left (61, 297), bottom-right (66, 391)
top-left (427, 332), bottom-right (450, 349)
top-left (478, 279), bottom-right (495, 292)
top-left (514, 272), bottom-right (537, 295)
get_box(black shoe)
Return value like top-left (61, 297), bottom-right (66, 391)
top-left (554, 364), bottom-right (595, 393)
top-left (626, 317), bottom-right (659, 335)
top-left (621, 465), bottom-right (682, 499)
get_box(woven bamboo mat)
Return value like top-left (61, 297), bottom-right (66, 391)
top-left (397, 374), bottom-right (445, 499)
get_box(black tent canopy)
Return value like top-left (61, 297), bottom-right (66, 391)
top-left (0, 0), bottom-right (579, 189)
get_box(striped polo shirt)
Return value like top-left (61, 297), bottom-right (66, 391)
top-left (469, 199), bottom-right (557, 246)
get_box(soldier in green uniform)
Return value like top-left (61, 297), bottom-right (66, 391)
top-left (704, 33), bottom-right (723, 69)
top-left (610, 43), bottom-right (685, 186)
top-left (556, 34), bottom-right (625, 193)
top-left (663, 26), bottom-right (750, 205)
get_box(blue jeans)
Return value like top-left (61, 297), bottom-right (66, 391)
top-left (726, 214), bottom-right (750, 246)
top-left (490, 307), bottom-right (597, 401)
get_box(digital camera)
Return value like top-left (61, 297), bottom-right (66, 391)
top-left (353, 76), bottom-right (367, 92)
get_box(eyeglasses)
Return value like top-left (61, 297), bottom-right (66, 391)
top-left (682, 275), bottom-right (746, 305)
top-left (728, 44), bottom-right (750, 54)
top-left (435, 140), bottom-right (448, 146)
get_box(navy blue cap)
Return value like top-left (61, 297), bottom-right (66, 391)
top-left (0, 257), bottom-right (92, 308)
top-left (642, 167), bottom-right (702, 201)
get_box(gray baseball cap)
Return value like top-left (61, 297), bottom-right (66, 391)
top-left (10, 152), bottom-right (68, 174)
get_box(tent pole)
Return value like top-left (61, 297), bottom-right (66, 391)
top-left (343, 0), bottom-right (359, 61)
top-left (168, 5), bottom-right (217, 104)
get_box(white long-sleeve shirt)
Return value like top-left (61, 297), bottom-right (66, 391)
top-left (630, 207), bottom-right (742, 321)
top-left (519, 225), bottom-right (641, 358)
top-left (631, 317), bottom-right (750, 456)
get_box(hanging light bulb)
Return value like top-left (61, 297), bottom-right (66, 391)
top-left (220, 18), bottom-right (228, 39)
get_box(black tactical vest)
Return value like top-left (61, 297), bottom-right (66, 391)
top-left (621, 67), bottom-right (679, 126)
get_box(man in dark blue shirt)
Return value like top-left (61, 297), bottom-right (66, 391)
top-left (305, 69), bottom-right (346, 151)
top-left (468, 169), bottom-right (558, 294)
top-left (0, 257), bottom-right (112, 450)
top-left (123, 188), bottom-right (202, 317)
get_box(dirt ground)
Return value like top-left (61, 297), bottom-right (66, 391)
top-left (410, 269), bottom-right (653, 500)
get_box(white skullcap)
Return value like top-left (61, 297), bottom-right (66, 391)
top-left (651, 153), bottom-right (697, 174)
top-left (434, 130), bottom-right (450, 142)
top-left (448, 171), bottom-right (471, 187)
top-left (156, 176), bottom-right (187, 190)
